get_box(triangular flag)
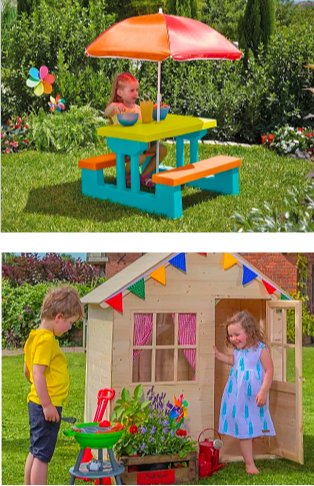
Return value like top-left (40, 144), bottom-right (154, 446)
top-left (223, 253), bottom-right (238, 270)
top-left (150, 266), bottom-right (166, 285)
top-left (242, 266), bottom-right (258, 286)
top-left (280, 293), bottom-right (289, 300)
top-left (128, 279), bottom-right (145, 300)
top-left (105, 293), bottom-right (123, 313)
top-left (198, 253), bottom-right (207, 256)
top-left (169, 253), bottom-right (186, 272)
top-left (262, 279), bottom-right (276, 295)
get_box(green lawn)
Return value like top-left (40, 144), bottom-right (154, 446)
top-left (1, 144), bottom-right (312, 232)
top-left (2, 348), bottom-right (314, 484)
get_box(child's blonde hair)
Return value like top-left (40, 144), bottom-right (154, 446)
top-left (41, 286), bottom-right (84, 320)
top-left (107, 72), bottom-right (138, 105)
top-left (225, 310), bottom-right (265, 348)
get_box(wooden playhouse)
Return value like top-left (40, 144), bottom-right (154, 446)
top-left (81, 253), bottom-right (303, 464)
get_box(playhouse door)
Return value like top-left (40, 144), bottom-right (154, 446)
top-left (266, 300), bottom-right (303, 464)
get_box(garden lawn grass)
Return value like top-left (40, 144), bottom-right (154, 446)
top-left (1, 144), bottom-right (312, 232)
top-left (2, 347), bottom-right (314, 485)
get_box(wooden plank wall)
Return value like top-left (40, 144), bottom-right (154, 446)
top-left (85, 305), bottom-right (113, 422)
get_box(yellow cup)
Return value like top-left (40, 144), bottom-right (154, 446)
top-left (140, 100), bottom-right (153, 124)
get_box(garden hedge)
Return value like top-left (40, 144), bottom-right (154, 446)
top-left (2, 280), bottom-right (96, 349)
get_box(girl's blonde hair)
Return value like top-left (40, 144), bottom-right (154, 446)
top-left (41, 286), bottom-right (84, 320)
top-left (107, 72), bottom-right (138, 105)
top-left (225, 310), bottom-right (265, 348)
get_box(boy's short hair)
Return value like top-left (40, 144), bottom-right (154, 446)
top-left (41, 286), bottom-right (84, 320)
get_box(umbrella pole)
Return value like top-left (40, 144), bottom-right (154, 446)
top-left (156, 61), bottom-right (162, 173)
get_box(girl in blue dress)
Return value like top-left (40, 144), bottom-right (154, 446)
top-left (214, 311), bottom-right (275, 474)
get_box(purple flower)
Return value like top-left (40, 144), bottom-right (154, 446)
top-left (163, 427), bottom-right (168, 434)
top-left (140, 443), bottom-right (146, 450)
top-left (140, 426), bottom-right (147, 434)
top-left (151, 426), bottom-right (156, 434)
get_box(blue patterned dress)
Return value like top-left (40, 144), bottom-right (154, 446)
top-left (218, 342), bottom-right (276, 439)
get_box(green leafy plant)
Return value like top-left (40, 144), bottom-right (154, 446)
top-left (111, 384), bottom-right (151, 427)
top-left (113, 386), bottom-right (197, 459)
top-left (232, 180), bottom-right (314, 232)
top-left (29, 105), bottom-right (107, 152)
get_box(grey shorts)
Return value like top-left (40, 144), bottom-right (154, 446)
top-left (28, 401), bottom-right (62, 463)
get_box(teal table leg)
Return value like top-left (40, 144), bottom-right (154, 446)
top-left (130, 154), bottom-right (140, 194)
top-left (176, 136), bottom-right (185, 167)
top-left (186, 168), bottom-right (240, 195)
top-left (116, 153), bottom-right (126, 190)
top-left (186, 129), bottom-right (208, 163)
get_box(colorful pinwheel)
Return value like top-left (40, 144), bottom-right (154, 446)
top-left (26, 66), bottom-right (55, 96)
top-left (168, 394), bottom-right (188, 427)
top-left (48, 94), bottom-right (66, 112)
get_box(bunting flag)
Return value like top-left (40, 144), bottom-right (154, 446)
top-left (262, 279), bottom-right (276, 295)
top-left (105, 293), bottom-right (123, 313)
top-left (128, 278), bottom-right (145, 300)
top-left (223, 253), bottom-right (238, 270)
top-left (280, 293), bottom-right (289, 300)
top-left (242, 265), bottom-right (258, 286)
top-left (150, 266), bottom-right (166, 285)
top-left (198, 253), bottom-right (207, 256)
top-left (169, 253), bottom-right (186, 272)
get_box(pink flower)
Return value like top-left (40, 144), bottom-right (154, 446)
top-left (5, 147), bottom-right (11, 154)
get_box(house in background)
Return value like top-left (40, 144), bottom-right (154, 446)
top-left (81, 252), bottom-right (304, 465)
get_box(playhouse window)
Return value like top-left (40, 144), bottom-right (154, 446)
top-left (132, 312), bottom-right (197, 383)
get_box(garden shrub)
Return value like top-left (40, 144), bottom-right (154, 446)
top-left (29, 105), bottom-right (107, 152)
top-left (2, 253), bottom-right (105, 286)
top-left (2, 280), bottom-right (99, 349)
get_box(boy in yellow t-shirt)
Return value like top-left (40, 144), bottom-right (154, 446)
top-left (24, 286), bottom-right (83, 485)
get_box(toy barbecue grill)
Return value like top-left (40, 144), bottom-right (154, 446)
top-left (64, 422), bottom-right (125, 484)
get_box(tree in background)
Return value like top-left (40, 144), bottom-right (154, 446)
top-left (202, 0), bottom-right (245, 40)
top-left (167, 0), bottom-right (204, 19)
top-left (239, 0), bottom-right (275, 59)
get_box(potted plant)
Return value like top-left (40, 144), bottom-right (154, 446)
top-left (112, 386), bottom-right (197, 484)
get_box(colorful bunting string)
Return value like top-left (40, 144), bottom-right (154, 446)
top-left (223, 253), bottom-right (291, 300)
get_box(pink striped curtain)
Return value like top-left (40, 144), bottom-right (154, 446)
top-left (178, 313), bottom-right (196, 370)
top-left (133, 313), bottom-right (153, 360)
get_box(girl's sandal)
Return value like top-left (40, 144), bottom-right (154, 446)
top-left (140, 175), bottom-right (154, 188)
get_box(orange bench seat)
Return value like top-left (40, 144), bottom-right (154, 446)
top-left (152, 155), bottom-right (242, 187)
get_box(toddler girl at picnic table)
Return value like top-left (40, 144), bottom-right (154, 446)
top-left (104, 72), bottom-right (167, 187)
top-left (214, 310), bottom-right (275, 475)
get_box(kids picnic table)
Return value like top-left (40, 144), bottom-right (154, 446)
top-left (78, 114), bottom-right (242, 219)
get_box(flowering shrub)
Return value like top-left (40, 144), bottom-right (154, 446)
top-left (262, 126), bottom-right (313, 158)
top-left (113, 386), bottom-right (197, 459)
top-left (1, 115), bottom-right (30, 154)
top-left (2, 253), bottom-right (106, 286)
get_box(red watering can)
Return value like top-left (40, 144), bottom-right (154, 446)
top-left (198, 428), bottom-right (224, 478)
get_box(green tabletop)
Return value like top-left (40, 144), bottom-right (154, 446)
top-left (97, 114), bottom-right (217, 143)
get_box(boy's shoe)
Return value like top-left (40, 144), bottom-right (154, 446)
top-left (140, 174), bottom-right (154, 188)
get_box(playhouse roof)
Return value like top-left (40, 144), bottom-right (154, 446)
top-left (81, 253), bottom-right (292, 306)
